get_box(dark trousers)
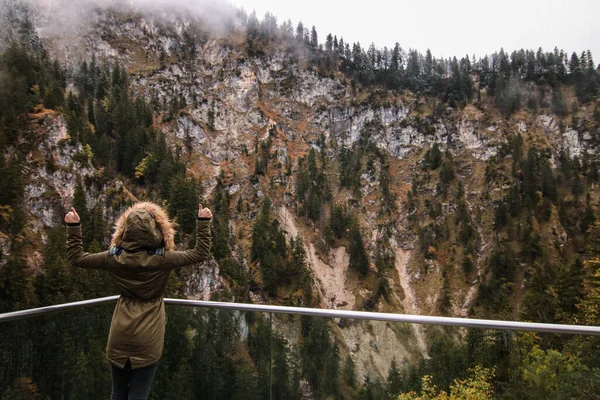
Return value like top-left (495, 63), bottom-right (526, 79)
top-left (110, 360), bottom-right (157, 400)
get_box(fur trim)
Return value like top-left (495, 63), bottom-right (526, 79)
top-left (111, 201), bottom-right (175, 251)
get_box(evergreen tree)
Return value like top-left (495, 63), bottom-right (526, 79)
top-left (310, 26), bottom-right (318, 48)
top-left (301, 316), bottom-right (333, 396)
top-left (37, 227), bottom-right (72, 305)
top-left (0, 155), bottom-right (26, 234)
top-left (0, 248), bottom-right (35, 312)
top-left (349, 220), bottom-right (369, 277)
top-left (325, 33), bottom-right (333, 53)
top-left (387, 358), bottom-right (403, 397)
top-left (330, 204), bottom-right (348, 239)
top-left (556, 258), bottom-right (585, 320)
top-left (295, 22), bottom-right (304, 42)
top-left (339, 145), bottom-right (362, 191)
top-left (552, 88), bottom-right (569, 116)
top-left (168, 176), bottom-right (198, 234)
top-left (343, 355), bottom-right (356, 388)
top-left (523, 260), bottom-right (558, 323)
top-left (322, 343), bottom-right (340, 396)
top-left (272, 335), bottom-right (295, 400)
top-left (494, 201), bottom-right (508, 230)
top-left (582, 194), bottom-right (596, 232)
top-left (251, 198), bottom-right (288, 295)
top-left (541, 163), bottom-right (557, 201)
top-left (212, 179), bottom-right (232, 262)
top-left (425, 142), bottom-right (442, 170)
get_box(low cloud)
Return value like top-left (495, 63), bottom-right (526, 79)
top-left (26, 0), bottom-right (238, 40)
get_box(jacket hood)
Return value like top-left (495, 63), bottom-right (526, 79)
top-left (111, 201), bottom-right (175, 251)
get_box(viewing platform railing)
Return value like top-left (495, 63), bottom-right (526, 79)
top-left (1, 295), bottom-right (599, 335)
top-left (2, 296), bottom-right (600, 399)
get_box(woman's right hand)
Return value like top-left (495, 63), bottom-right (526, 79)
top-left (198, 203), bottom-right (212, 220)
top-left (65, 207), bottom-right (80, 224)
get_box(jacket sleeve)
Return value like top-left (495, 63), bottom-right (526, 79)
top-left (66, 224), bottom-right (109, 269)
top-left (163, 218), bottom-right (212, 268)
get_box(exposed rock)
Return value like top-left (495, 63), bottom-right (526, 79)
top-left (278, 205), bottom-right (356, 310)
top-left (340, 320), bottom-right (415, 382)
top-left (182, 258), bottom-right (223, 300)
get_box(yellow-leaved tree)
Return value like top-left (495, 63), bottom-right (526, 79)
top-left (397, 366), bottom-right (495, 400)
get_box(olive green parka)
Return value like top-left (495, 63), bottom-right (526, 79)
top-left (66, 201), bottom-right (211, 369)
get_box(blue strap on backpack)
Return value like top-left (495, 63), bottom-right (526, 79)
top-left (109, 246), bottom-right (123, 256)
top-left (146, 248), bottom-right (164, 256)
top-left (109, 247), bottom-right (164, 256)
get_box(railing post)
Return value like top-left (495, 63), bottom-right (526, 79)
top-left (269, 312), bottom-right (273, 400)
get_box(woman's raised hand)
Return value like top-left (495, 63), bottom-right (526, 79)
top-left (65, 207), bottom-right (80, 224)
top-left (198, 203), bottom-right (213, 220)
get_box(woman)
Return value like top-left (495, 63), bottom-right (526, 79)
top-left (65, 201), bottom-right (212, 400)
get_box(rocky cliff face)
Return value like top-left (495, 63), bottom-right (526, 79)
top-left (11, 3), bottom-right (599, 382)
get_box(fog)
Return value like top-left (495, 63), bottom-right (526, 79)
top-left (2, 0), bottom-right (598, 64)
top-left (25, 0), bottom-right (238, 40)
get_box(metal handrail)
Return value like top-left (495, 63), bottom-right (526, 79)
top-left (1, 296), bottom-right (599, 336)
top-left (0, 295), bottom-right (120, 323)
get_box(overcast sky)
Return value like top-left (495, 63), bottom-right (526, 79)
top-left (231, 0), bottom-right (600, 62)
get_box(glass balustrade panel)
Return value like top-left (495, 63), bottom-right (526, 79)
top-left (2, 305), bottom-right (599, 399)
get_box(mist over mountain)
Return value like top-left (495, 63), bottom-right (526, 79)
top-left (35, 0), bottom-right (235, 31)
top-left (1, 0), bottom-right (600, 398)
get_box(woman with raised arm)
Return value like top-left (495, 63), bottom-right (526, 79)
top-left (65, 201), bottom-right (212, 400)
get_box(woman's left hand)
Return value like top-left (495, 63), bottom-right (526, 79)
top-left (198, 203), bottom-right (212, 220)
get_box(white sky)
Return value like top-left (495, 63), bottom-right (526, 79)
top-left (231, 0), bottom-right (600, 62)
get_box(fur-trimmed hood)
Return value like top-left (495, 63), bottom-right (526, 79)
top-left (111, 201), bottom-right (175, 251)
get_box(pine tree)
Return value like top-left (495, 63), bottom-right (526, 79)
top-left (310, 26), bottom-right (318, 48)
top-left (301, 316), bottom-right (332, 395)
top-left (425, 142), bottom-right (442, 170)
top-left (322, 342), bottom-right (340, 396)
top-left (0, 244), bottom-right (35, 312)
top-left (338, 38), bottom-right (345, 57)
top-left (330, 204), bottom-right (347, 239)
top-left (168, 175), bottom-right (198, 234)
top-left (247, 315), bottom-right (272, 399)
top-left (37, 227), bottom-right (72, 305)
top-left (295, 22), bottom-right (304, 42)
top-left (272, 335), bottom-right (293, 400)
top-left (438, 271), bottom-right (452, 313)
top-left (523, 260), bottom-right (558, 323)
top-left (251, 197), bottom-right (272, 262)
top-left (552, 88), bottom-right (568, 116)
top-left (212, 181), bottom-right (232, 263)
top-left (556, 258), bottom-right (585, 320)
top-left (0, 156), bottom-right (26, 234)
top-left (541, 163), bottom-right (557, 201)
top-left (342, 355), bottom-right (356, 388)
top-left (582, 194), bottom-right (596, 233)
top-left (325, 33), bottom-right (333, 53)
top-left (245, 11), bottom-right (261, 55)
top-left (387, 358), bottom-right (404, 397)
top-left (349, 220), bottom-right (369, 277)
top-left (494, 201), bottom-right (508, 230)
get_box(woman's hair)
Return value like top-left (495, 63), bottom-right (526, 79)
top-left (111, 201), bottom-right (176, 250)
